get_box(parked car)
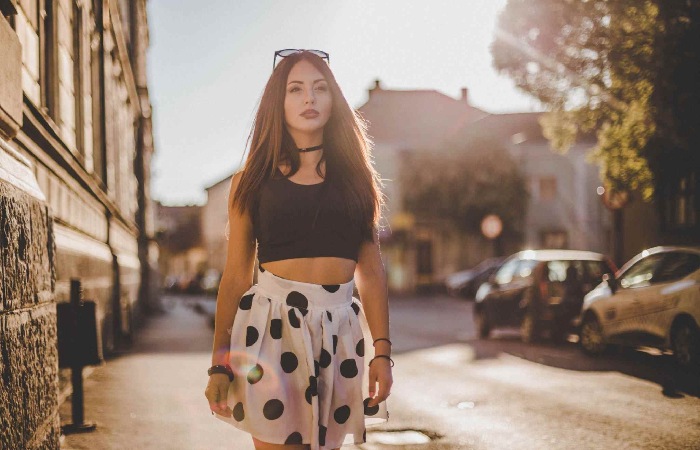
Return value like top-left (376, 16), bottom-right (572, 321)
top-left (474, 249), bottom-right (617, 343)
top-left (445, 257), bottom-right (505, 299)
top-left (200, 268), bottom-right (222, 294)
top-left (579, 246), bottom-right (700, 369)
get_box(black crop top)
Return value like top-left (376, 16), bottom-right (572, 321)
top-left (253, 169), bottom-right (363, 263)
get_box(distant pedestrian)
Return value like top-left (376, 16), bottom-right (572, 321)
top-left (205, 49), bottom-right (391, 450)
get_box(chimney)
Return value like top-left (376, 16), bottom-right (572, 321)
top-left (369, 78), bottom-right (382, 98)
top-left (461, 87), bottom-right (469, 104)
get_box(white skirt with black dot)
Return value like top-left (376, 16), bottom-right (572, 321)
top-left (213, 268), bottom-right (388, 449)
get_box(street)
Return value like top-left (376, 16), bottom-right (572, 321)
top-left (60, 293), bottom-right (700, 450)
top-left (387, 296), bottom-right (700, 449)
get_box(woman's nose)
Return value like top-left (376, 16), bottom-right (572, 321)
top-left (304, 90), bottom-right (315, 104)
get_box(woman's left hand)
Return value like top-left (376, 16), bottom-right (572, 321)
top-left (367, 357), bottom-right (393, 407)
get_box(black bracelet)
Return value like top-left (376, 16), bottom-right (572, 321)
top-left (369, 355), bottom-right (394, 367)
top-left (373, 338), bottom-right (392, 346)
top-left (208, 364), bottom-right (234, 382)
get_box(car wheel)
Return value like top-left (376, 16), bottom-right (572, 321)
top-left (671, 320), bottom-right (700, 370)
top-left (521, 312), bottom-right (539, 343)
top-left (475, 309), bottom-right (491, 339)
top-left (580, 314), bottom-right (607, 355)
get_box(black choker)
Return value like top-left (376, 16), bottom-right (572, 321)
top-left (297, 144), bottom-right (323, 153)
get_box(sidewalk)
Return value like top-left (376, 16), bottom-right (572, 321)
top-left (59, 296), bottom-right (255, 450)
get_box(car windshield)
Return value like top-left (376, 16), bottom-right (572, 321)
top-left (541, 259), bottom-right (612, 297)
top-left (542, 260), bottom-right (609, 283)
top-left (619, 253), bottom-right (666, 289)
top-left (494, 258), bottom-right (520, 284)
top-left (654, 252), bottom-right (700, 283)
top-left (517, 259), bottom-right (539, 278)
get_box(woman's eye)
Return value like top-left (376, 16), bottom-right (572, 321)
top-left (316, 85), bottom-right (328, 91)
top-left (289, 87), bottom-right (301, 93)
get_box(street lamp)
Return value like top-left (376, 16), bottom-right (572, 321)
top-left (481, 214), bottom-right (504, 256)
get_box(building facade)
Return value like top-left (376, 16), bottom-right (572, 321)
top-left (358, 83), bottom-right (611, 293)
top-left (0, 1), bottom-right (157, 447)
top-left (197, 81), bottom-right (612, 295)
top-left (155, 202), bottom-right (207, 292)
top-left (618, 176), bottom-right (699, 264)
top-left (202, 174), bottom-right (232, 277)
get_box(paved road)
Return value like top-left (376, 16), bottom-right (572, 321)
top-left (60, 293), bottom-right (700, 450)
top-left (388, 295), bottom-right (700, 450)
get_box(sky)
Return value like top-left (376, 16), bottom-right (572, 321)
top-left (146, 0), bottom-right (541, 206)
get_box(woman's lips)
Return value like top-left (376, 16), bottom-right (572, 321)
top-left (301, 110), bottom-right (320, 118)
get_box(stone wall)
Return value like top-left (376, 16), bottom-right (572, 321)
top-left (1, 147), bottom-right (59, 449)
top-left (0, 1), bottom-right (157, 446)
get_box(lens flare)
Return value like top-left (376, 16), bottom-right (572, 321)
top-left (228, 349), bottom-right (286, 392)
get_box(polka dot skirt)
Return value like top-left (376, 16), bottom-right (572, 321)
top-left (213, 268), bottom-right (389, 449)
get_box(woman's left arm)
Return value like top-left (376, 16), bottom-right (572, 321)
top-left (354, 235), bottom-right (393, 407)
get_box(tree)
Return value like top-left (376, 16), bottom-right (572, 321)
top-left (400, 132), bottom-right (528, 242)
top-left (491, 0), bottom-right (700, 201)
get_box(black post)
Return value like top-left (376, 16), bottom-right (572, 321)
top-left (70, 279), bottom-right (85, 425)
top-left (61, 278), bottom-right (97, 434)
top-left (493, 235), bottom-right (504, 257)
top-left (613, 209), bottom-right (624, 268)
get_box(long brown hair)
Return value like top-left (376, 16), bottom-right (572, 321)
top-left (230, 51), bottom-right (384, 242)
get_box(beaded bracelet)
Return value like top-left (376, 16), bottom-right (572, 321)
top-left (368, 355), bottom-right (395, 367)
top-left (208, 364), bottom-right (234, 382)
top-left (373, 338), bottom-right (392, 346)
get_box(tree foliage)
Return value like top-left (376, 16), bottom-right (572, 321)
top-left (492, 0), bottom-right (700, 200)
top-left (401, 133), bottom-right (528, 239)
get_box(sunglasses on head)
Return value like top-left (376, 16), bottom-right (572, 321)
top-left (273, 49), bottom-right (330, 70)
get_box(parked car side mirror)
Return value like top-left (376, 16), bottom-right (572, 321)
top-left (602, 273), bottom-right (618, 294)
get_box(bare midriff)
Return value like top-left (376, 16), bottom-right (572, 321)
top-left (260, 257), bottom-right (356, 284)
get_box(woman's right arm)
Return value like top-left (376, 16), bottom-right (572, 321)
top-left (211, 171), bottom-right (256, 366)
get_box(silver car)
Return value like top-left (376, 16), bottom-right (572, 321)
top-left (579, 246), bottom-right (700, 369)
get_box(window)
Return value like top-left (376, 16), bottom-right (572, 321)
top-left (494, 258), bottom-right (520, 285)
top-left (541, 230), bottom-right (568, 249)
top-left (663, 170), bottom-right (697, 229)
top-left (516, 259), bottom-right (539, 279)
top-left (539, 177), bottom-right (557, 201)
top-left (618, 253), bottom-right (665, 289)
top-left (73, 2), bottom-right (84, 157)
top-left (654, 252), bottom-right (700, 283)
top-left (583, 260), bottom-right (614, 284)
top-left (546, 260), bottom-right (572, 282)
top-left (416, 239), bottom-right (432, 275)
top-left (40, 0), bottom-right (59, 121)
top-left (2, 3), bottom-right (17, 26)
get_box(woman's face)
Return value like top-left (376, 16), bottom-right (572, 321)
top-left (284, 59), bottom-right (333, 137)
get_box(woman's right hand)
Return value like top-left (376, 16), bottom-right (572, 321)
top-left (205, 374), bottom-right (232, 417)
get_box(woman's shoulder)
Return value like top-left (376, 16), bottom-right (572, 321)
top-left (229, 170), bottom-right (245, 197)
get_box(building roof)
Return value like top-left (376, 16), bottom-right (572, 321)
top-left (441, 111), bottom-right (545, 148)
top-left (357, 84), bottom-right (487, 150)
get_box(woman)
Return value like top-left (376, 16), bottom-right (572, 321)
top-left (205, 49), bottom-right (392, 450)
